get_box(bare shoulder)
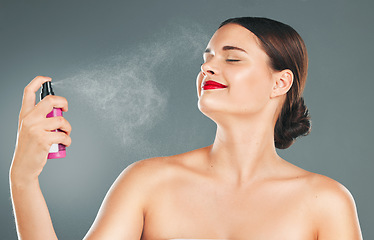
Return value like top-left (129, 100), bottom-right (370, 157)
top-left (276, 160), bottom-right (362, 239)
top-left (84, 148), bottom-right (205, 239)
top-left (117, 146), bottom-right (208, 186)
top-left (112, 157), bottom-right (172, 193)
top-left (305, 173), bottom-right (357, 211)
top-left (278, 160), bottom-right (356, 205)
top-left (303, 173), bottom-right (362, 239)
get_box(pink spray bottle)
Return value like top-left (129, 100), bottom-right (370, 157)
top-left (40, 82), bottom-right (66, 159)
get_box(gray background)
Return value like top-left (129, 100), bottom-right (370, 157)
top-left (1, 0), bottom-right (373, 239)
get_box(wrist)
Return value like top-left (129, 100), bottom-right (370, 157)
top-left (9, 165), bottom-right (39, 190)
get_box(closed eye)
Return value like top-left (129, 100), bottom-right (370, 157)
top-left (226, 59), bottom-right (240, 62)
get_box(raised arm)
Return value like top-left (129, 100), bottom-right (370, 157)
top-left (10, 76), bottom-right (71, 239)
top-left (10, 76), bottom-right (146, 239)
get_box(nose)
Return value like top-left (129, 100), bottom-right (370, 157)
top-left (201, 60), bottom-right (217, 76)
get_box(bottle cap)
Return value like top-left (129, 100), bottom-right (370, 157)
top-left (40, 82), bottom-right (55, 100)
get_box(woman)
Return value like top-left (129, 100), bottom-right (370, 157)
top-left (10, 17), bottom-right (362, 239)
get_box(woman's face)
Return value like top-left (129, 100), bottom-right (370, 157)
top-left (197, 23), bottom-right (277, 121)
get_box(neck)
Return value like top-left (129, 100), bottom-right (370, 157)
top-left (208, 116), bottom-right (281, 184)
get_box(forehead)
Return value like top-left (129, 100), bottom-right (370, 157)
top-left (206, 23), bottom-right (261, 52)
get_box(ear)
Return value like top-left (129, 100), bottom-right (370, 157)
top-left (271, 69), bottom-right (293, 98)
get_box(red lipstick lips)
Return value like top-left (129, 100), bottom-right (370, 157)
top-left (202, 80), bottom-right (227, 90)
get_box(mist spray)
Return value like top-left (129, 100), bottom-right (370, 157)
top-left (40, 82), bottom-right (66, 159)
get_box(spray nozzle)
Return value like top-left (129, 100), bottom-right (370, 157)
top-left (40, 82), bottom-right (55, 100)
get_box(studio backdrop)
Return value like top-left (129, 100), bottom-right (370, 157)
top-left (1, 0), bottom-right (373, 239)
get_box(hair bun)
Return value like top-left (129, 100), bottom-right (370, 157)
top-left (274, 97), bottom-right (311, 149)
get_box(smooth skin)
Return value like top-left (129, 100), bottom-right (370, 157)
top-left (10, 24), bottom-right (362, 240)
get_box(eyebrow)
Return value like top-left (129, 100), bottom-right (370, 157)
top-left (204, 45), bottom-right (247, 54)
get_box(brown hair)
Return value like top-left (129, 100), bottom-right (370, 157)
top-left (219, 17), bottom-right (311, 149)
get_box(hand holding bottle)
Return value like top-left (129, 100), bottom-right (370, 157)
top-left (10, 76), bottom-right (72, 184)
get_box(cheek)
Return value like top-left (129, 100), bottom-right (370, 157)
top-left (227, 66), bottom-right (273, 108)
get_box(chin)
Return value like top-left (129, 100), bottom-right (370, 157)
top-left (198, 94), bottom-right (222, 115)
top-left (198, 95), bottom-right (267, 125)
top-left (197, 96), bottom-right (236, 122)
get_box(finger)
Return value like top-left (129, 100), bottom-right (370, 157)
top-left (20, 76), bottom-right (52, 118)
top-left (42, 116), bottom-right (72, 136)
top-left (34, 95), bottom-right (69, 117)
top-left (47, 131), bottom-right (72, 147)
